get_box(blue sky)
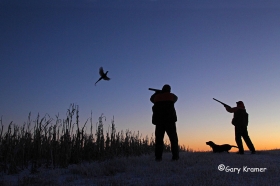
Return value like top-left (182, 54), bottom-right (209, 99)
top-left (1, 0), bottom-right (280, 150)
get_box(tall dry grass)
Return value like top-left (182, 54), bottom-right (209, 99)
top-left (0, 104), bottom-right (185, 174)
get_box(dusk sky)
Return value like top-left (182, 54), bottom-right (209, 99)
top-left (1, 0), bottom-right (280, 151)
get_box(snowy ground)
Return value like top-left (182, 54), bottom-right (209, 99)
top-left (1, 150), bottom-right (280, 186)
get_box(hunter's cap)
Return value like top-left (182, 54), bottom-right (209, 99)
top-left (162, 84), bottom-right (171, 92)
top-left (236, 101), bottom-right (245, 108)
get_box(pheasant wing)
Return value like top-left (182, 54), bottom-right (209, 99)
top-left (99, 67), bottom-right (105, 76)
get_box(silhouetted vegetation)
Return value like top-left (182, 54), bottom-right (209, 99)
top-left (0, 104), bottom-right (186, 174)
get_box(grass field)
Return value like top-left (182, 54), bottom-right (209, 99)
top-left (1, 105), bottom-right (279, 185)
top-left (1, 150), bottom-right (280, 186)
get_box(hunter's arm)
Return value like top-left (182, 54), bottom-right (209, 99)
top-left (173, 94), bottom-right (178, 103)
top-left (225, 106), bottom-right (239, 113)
top-left (150, 93), bottom-right (157, 103)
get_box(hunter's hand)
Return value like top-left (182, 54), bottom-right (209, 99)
top-left (224, 105), bottom-right (230, 109)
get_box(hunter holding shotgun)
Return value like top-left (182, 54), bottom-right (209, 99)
top-left (214, 98), bottom-right (256, 154)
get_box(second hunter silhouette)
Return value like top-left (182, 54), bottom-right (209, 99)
top-left (214, 99), bottom-right (256, 155)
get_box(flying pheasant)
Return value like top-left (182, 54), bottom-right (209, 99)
top-left (95, 67), bottom-right (110, 86)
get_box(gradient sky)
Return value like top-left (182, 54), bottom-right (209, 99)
top-left (1, 0), bottom-right (280, 151)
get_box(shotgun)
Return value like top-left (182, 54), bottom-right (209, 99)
top-left (213, 98), bottom-right (230, 107)
top-left (148, 88), bottom-right (161, 93)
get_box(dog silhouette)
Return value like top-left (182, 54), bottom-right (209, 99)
top-left (206, 141), bottom-right (238, 153)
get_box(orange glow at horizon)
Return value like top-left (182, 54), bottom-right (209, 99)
top-left (179, 138), bottom-right (280, 152)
